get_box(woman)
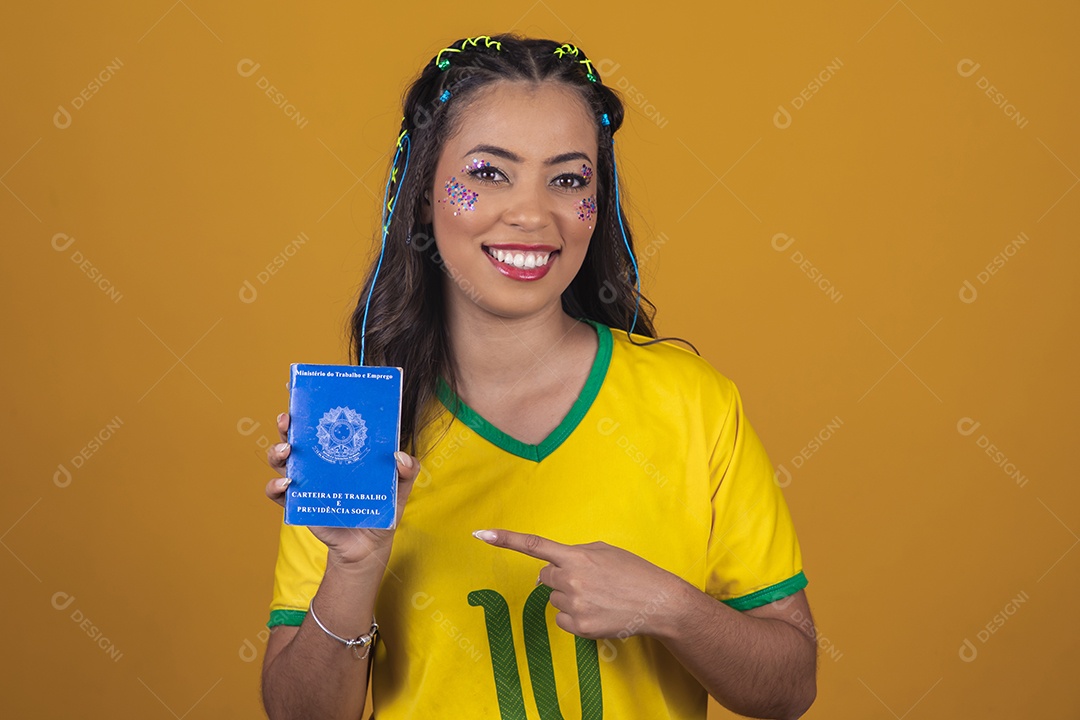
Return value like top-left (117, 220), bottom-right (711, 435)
top-left (261, 34), bottom-right (816, 720)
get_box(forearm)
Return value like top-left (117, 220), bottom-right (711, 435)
top-left (262, 556), bottom-right (385, 720)
top-left (652, 578), bottom-right (816, 720)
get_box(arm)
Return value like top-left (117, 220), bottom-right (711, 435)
top-left (261, 555), bottom-right (384, 720)
top-left (260, 413), bottom-right (421, 720)
top-left (473, 530), bottom-right (817, 720)
top-left (651, 582), bottom-right (817, 720)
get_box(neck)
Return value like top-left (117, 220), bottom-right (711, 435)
top-left (444, 298), bottom-right (586, 396)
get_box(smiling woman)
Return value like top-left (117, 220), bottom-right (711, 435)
top-left (260, 33), bottom-right (816, 720)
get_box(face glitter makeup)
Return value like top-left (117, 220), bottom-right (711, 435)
top-left (463, 158), bottom-right (490, 173)
top-left (577, 196), bottom-right (597, 222)
top-left (581, 164), bottom-right (594, 182)
top-left (442, 177), bottom-right (478, 215)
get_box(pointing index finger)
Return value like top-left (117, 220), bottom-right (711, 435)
top-left (473, 529), bottom-right (572, 565)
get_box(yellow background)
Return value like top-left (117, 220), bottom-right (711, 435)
top-left (3, 1), bottom-right (1077, 717)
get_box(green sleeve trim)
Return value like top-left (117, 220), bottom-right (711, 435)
top-left (267, 609), bottom-right (307, 628)
top-left (435, 318), bottom-right (612, 463)
top-left (721, 571), bottom-right (808, 611)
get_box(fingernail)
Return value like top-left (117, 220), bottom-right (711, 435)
top-left (277, 412), bottom-right (287, 424)
top-left (394, 451), bottom-right (413, 469)
top-left (279, 477), bottom-right (291, 489)
top-left (277, 442), bottom-right (289, 454)
top-left (472, 530), bottom-right (497, 543)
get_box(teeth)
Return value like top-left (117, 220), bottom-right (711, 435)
top-left (487, 248), bottom-right (553, 269)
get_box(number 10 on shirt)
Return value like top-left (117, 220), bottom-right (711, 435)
top-left (469, 584), bottom-right (603, 720)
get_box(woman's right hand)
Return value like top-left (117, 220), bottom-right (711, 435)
top-left (264, 411), bottom-right (421, 566)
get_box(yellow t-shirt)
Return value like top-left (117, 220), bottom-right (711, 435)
top-left (267, 318), bottom-right (807, 719)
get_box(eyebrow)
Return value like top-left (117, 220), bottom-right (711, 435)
top-left (462, 144), bottom-right (592, 166)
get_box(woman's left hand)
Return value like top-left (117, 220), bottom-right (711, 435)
top-left (472, 529), bottom-right (685, 640)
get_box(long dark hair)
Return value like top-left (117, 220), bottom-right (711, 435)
top-left (347, 34), bottom-right (668, 457)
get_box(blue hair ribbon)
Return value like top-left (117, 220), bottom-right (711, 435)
top-left (360, 129), bottom-right (412, 365)
top-left (608, 137), bottom-right (641, 334)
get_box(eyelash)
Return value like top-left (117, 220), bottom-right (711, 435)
top-left (465, 165), bottom-right (592, 192)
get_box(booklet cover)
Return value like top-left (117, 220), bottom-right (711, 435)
top-left (284, 363), bottom-right (403, 529)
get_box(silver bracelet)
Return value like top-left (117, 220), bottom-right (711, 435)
top-left (308, 598), bottom-right (379, 660)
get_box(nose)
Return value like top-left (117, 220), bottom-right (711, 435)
top-left (500, 181), bottom-right (551, 233)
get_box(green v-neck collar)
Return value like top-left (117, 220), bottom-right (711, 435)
top-left (434, 318), bottom-right (612, 463)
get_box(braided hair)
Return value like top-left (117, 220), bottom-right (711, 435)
top-left (347, 34), bottom-right (668, 456)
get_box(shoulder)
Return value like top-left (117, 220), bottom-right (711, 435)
top-left (603, 323), bottom-right (737, 404)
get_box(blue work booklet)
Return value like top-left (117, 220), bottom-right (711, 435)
top-left (284, 363), bottom-right (402, 528)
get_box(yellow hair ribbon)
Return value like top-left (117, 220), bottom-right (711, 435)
top-left (553, 43), bottom-right (597, 81)
top-left (460, 35), bottom-right (502, 51)
top-left (436, 36), bottom-right (502, 69)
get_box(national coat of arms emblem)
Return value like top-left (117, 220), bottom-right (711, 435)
top-left (313, 406), bottom-right (368, 464)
